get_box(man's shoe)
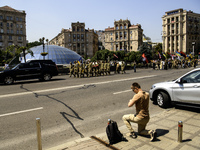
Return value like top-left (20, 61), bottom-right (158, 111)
top-left (150, 130), bottom-right (157, 142)
top-left (126, 132), bottom-right (137, 139)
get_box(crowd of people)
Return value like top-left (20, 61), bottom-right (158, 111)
top-left (152, 58), bottom-right (198, 70)
top-left (69, 60), bottom-right (126, 78)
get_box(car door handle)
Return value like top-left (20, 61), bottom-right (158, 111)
top-left (193, 85), bottom-right (200, 88)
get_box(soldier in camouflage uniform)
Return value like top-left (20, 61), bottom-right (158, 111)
top-left (121, 61), bottom-right (126, 74)
top-left (100, 61), bottom-right (104, 75)
top-left (116, 62), bottom-right (120, 73)
top-left (106, 61), bottom-right (110, 75)
top-left (88, 61), bottom-right (93, 77)
top-left (79, 60), bottom-right (83, 78)
top-left (95, 61), bottom-right (100, 76)
top-left (69, 62), bottom-right (74, 77)
top-left (74, 61), bottom-right (79, 78)
top-left (103, 60), bottom-right (107, 75)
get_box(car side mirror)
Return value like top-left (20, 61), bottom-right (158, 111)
top-left (176, 78), bottom-right (187, 83)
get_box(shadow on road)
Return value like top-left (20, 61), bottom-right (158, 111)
top-left (19, 84), bottom-right (85, 138)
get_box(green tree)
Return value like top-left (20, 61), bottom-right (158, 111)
top-left (138, 43), bottom-right (152, 62)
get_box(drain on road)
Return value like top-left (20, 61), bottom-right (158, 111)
top-left (90, 136), bottom-right (120, 150)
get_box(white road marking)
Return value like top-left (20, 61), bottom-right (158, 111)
top-left (113, 89), bottom-right (132, 95)
top-left (0, 75), bottom-right (156, 98)
top-left (0, 107), bottom-right (43, 117)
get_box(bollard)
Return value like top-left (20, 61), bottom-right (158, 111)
top-left (36, 118), bottom-right (42, 150)
top-left (178, 121), bottom-right (183, 142)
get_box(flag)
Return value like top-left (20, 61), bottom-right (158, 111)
top-left (142, 53), bottom-right (148, 63)
top-left (158, 52), bottom-right (161, 59)
top-left (180, 51), bottom-right (186, 58)
top-left (162, 52), bottom-right (167, 59)
top-left (113, 54), bottom-right (118, 58)
top-left (189, 52), bottom-right (193, 58)
top-left (77, 57), bottom-right (82, 65)
top-left (176, 51), bottom-right (181, 57)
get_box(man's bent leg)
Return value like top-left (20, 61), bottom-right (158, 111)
top-left (122, 114), bottom-right (135, 133)
top-left (138, 117), bottom-right (152, 135)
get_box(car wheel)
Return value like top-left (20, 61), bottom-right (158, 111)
top-left (156, 91), bottom-right (170, 108)
top-left (43, 73), bottom-right (51, 81)
top-left (4, 76), bottom-right (14, 85)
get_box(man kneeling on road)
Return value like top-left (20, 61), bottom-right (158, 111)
top-left (122, 82), bottom-right (157, 141)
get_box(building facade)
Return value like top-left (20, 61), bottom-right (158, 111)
top-left (0, 6), bottom-right (26, 51)
top-left (49, 22), bottom-right (98, 58)
top-left (95, 30), bottom-right (105, 50)
top-left (162, 8), bottom-right (200, 55)
top-left (104, 19), bottom-right (143, 52)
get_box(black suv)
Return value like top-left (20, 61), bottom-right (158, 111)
top-left (0, 60), bottom-right (58, 85)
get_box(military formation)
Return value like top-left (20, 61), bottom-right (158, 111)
top-left (69, 60), bottom-right (127, 78)
top-left (153, 58), bottom-right (198, 70)
top-left (69, 60), bottom-right (111, 78)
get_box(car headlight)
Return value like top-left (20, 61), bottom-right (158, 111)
top-left (151, 85), bottom-right (156, 90)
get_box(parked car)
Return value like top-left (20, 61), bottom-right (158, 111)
top-left (149, 68), bottom-right (200, 108)
top-left (0, 60), bottom-right (58, 85)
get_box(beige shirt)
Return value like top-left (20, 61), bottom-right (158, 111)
top-left (131, 91), bottom-right (149, 118)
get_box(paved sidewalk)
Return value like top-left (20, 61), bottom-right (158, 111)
top-left (47, 107), bottom-right (200, 150)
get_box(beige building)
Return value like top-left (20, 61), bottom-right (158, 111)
top-left (49, 22), bottom-right (98, 58)
top-left (104, 19), bottom-right (143, 52)
top-left (162, 8), bottom-right (200, 55)
top-left (0, 6), bottom-right (26, 51)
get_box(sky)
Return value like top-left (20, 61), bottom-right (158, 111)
top-left (1, 0), bottom-right (200, 43)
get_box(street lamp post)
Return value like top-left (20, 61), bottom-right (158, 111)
top-left (161, 31), bottom-right (166, 52)
top-left (192, 42), bottom-right (195, 56)
top-left (46, 39), bottom-right (49, 59)
top-left (39, 37), bottom-right (46, 60)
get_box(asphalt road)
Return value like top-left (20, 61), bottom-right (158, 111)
top-left (0, 67), bottom-right (195, 150)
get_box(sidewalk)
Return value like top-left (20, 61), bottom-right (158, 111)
top-left (47, 107), bottom-right (200, 150)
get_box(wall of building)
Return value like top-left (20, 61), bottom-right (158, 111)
top-left (0, 6), bottom-right (26, 51)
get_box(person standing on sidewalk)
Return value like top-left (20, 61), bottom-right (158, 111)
top-left (122, 82), bottom-right (157, 141)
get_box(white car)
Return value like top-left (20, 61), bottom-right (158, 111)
top-left (149, 68), bottom-right (200, 108)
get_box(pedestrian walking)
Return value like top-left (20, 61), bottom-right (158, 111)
top-left (122, 82), bottom-right (157, 141)
top-left (133, 61), bottom-right (136, 72)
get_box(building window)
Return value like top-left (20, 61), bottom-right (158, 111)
top-left (111, 38), bottom-right (112, 41)
top-left (9, 36), bottom-right (12, 40)
top-left (20, 24), bottom-right (23, 28)
top-left (0, 15), bottom-right (3, 20)
top-left (0, 22), bottom-right (3, 27)
top-left (7, 23), bottom-right (9, 27)
top-left (16, 17), bottom-right (19, 21)
top-left (20, 30), bottom-right (23, 34)
top-left (7, 30), bottom-right (10, 33)
top-left (0, 35), bottom-right (2, 40)
top-left (18, 36), bottom-right (22, 40)
top-left (124, 24), bottom-right (126, 29)
top-left (120, 24), bottom-right (123, 29)
top-left (11, 29), bottom-right (14, 33)
top-left (176, 17), bottom-right (179, 22)
top-left (0, 29), bottom-right (3, 33)
top-left (20, 18), bottom-right (22, 21)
